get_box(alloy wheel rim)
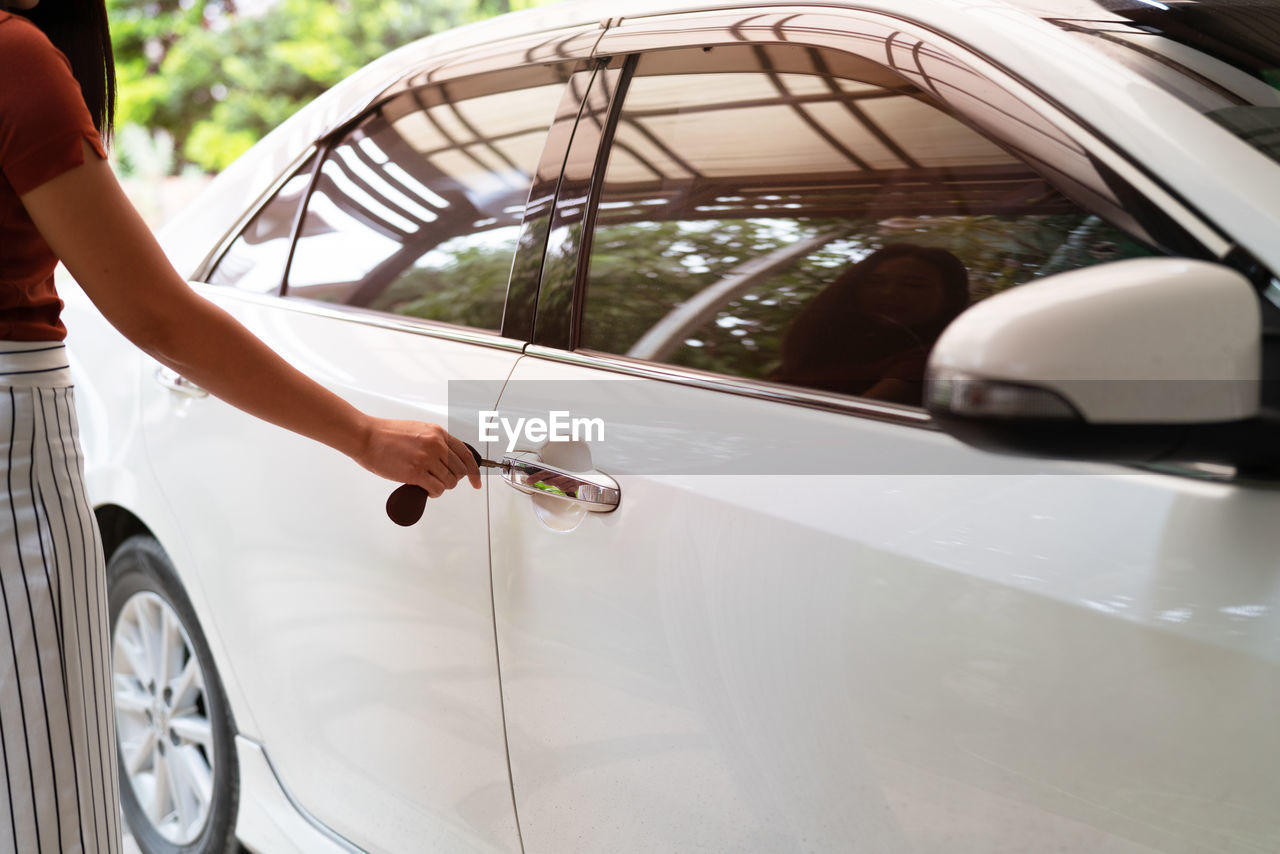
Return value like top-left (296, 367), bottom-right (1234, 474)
top-left (112, 591), bottom-right (216, 844)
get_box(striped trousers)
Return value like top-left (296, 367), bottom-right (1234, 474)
top-left (0, 343), bottom-right (121, 854)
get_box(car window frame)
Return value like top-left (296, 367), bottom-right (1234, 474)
top-left (191, 28), bottom-right (602, 352)
top-left (519, 6), bottom-right (1243, 427)
top-left (196, 144), bottom-right (319, 290)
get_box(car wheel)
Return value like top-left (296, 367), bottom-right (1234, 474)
top-left (108, 534), bottom-right (240, 854)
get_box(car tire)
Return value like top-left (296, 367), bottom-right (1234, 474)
top-left (107, 534), bottom-right (241, 854)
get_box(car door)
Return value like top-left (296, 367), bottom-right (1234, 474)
top-left (485, 9), bottom-right (1280, 854)
top-left (139, 46), bottom-right (593, 852)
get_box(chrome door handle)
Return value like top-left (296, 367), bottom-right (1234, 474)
top-left (500, 453), bottom-right (619, 512)
top-left (154, 365), bottom-right (208, 398)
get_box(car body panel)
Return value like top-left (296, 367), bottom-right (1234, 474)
top-left (134, 289), bottom-right (525, 852)
top-left (488, 351), bottom-right (1280, 854)
top-left (232, 736), bottom-right (358, 854)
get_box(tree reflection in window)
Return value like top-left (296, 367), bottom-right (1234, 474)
top-left (581, 45), bottom-right (1151, 401)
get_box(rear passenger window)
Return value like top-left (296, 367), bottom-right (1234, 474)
top-left (578, 45), bottom-right (1155, 405)
top-left (285, 65), bottom-right (573, 331)
top-left (207, 153), bottom-right (316, 293)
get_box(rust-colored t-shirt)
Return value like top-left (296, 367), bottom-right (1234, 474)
top-left (0, 11), bottom-right (107, 340)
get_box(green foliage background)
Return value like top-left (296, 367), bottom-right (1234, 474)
top-left (107, 0), bottom-right (563, 174)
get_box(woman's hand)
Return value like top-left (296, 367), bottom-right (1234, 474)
top-left (356, 418), bottom-right (482, 497)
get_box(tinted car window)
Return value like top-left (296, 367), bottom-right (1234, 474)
top-left (207, 153), bottom-right (317, 293)
top-left (578, 45), bottom-right (1151, 405)
top-left (286, 65), bottom-right (572, 331)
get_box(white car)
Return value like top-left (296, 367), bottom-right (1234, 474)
top-left (64, 1), bottom-right (1280, 852)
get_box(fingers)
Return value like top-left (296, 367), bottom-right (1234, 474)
top-left (363, 419), bottom-right (485, 498)
top-left (420, 473), bottom-right (448, 500)
top-left (418, 428), bottom-right (463, 494)
top-left (412, 426), bottom-right (481, 495)
top-left (447, 435), bottom-right (483, 489)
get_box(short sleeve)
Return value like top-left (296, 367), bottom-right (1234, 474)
top-left (0, 15), bottom-right (107, 196)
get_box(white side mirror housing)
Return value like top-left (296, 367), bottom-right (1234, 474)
top-left (928, 258), bottom-right (1260, 425)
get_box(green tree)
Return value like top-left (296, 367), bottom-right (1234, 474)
top-left (108, 0), bottom-right (563, 173)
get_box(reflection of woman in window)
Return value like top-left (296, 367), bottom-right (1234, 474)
top-left (774, 244), bottom-right (969, 405)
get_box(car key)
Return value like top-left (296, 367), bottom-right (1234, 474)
top-left (385, 443), bottom-right (503, 526)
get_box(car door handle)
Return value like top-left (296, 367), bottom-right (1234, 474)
top-left (154, 365), bottom-right (208, 398)
top-left (501, 453), bottom-right (619, 512)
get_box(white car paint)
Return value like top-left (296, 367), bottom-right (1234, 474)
top-left (929, 258), bottom-right (1262, 423)
top-left (136, 291), bottom-right (524, 853)
top-left (489, 354), bottom-right (1280, 854)
top-left (62, 1), bottom-right (1280, 852)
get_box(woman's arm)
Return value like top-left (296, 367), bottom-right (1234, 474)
top-left (21, 140), bottom-right (480, 498)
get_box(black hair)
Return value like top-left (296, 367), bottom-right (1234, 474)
top-left (773, 243), bottom-right (971, 397)
top-left (787, 243), bottom-right (970, 345)
top-left (16, 0), bottom-right (116, 139)
top-left (840, 243), bottom-right (971, 334)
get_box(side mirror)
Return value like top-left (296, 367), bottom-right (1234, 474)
top-left (926, 258), bottom-right (1262, 464)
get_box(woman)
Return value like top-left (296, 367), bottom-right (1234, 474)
top-left (0, 2), bottom-right (479, 851)
top-left (773, 243), bottom-right (970, 405)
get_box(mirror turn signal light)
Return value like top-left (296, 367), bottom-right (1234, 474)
top-left (927, 373), bottom-right (1081, 420)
